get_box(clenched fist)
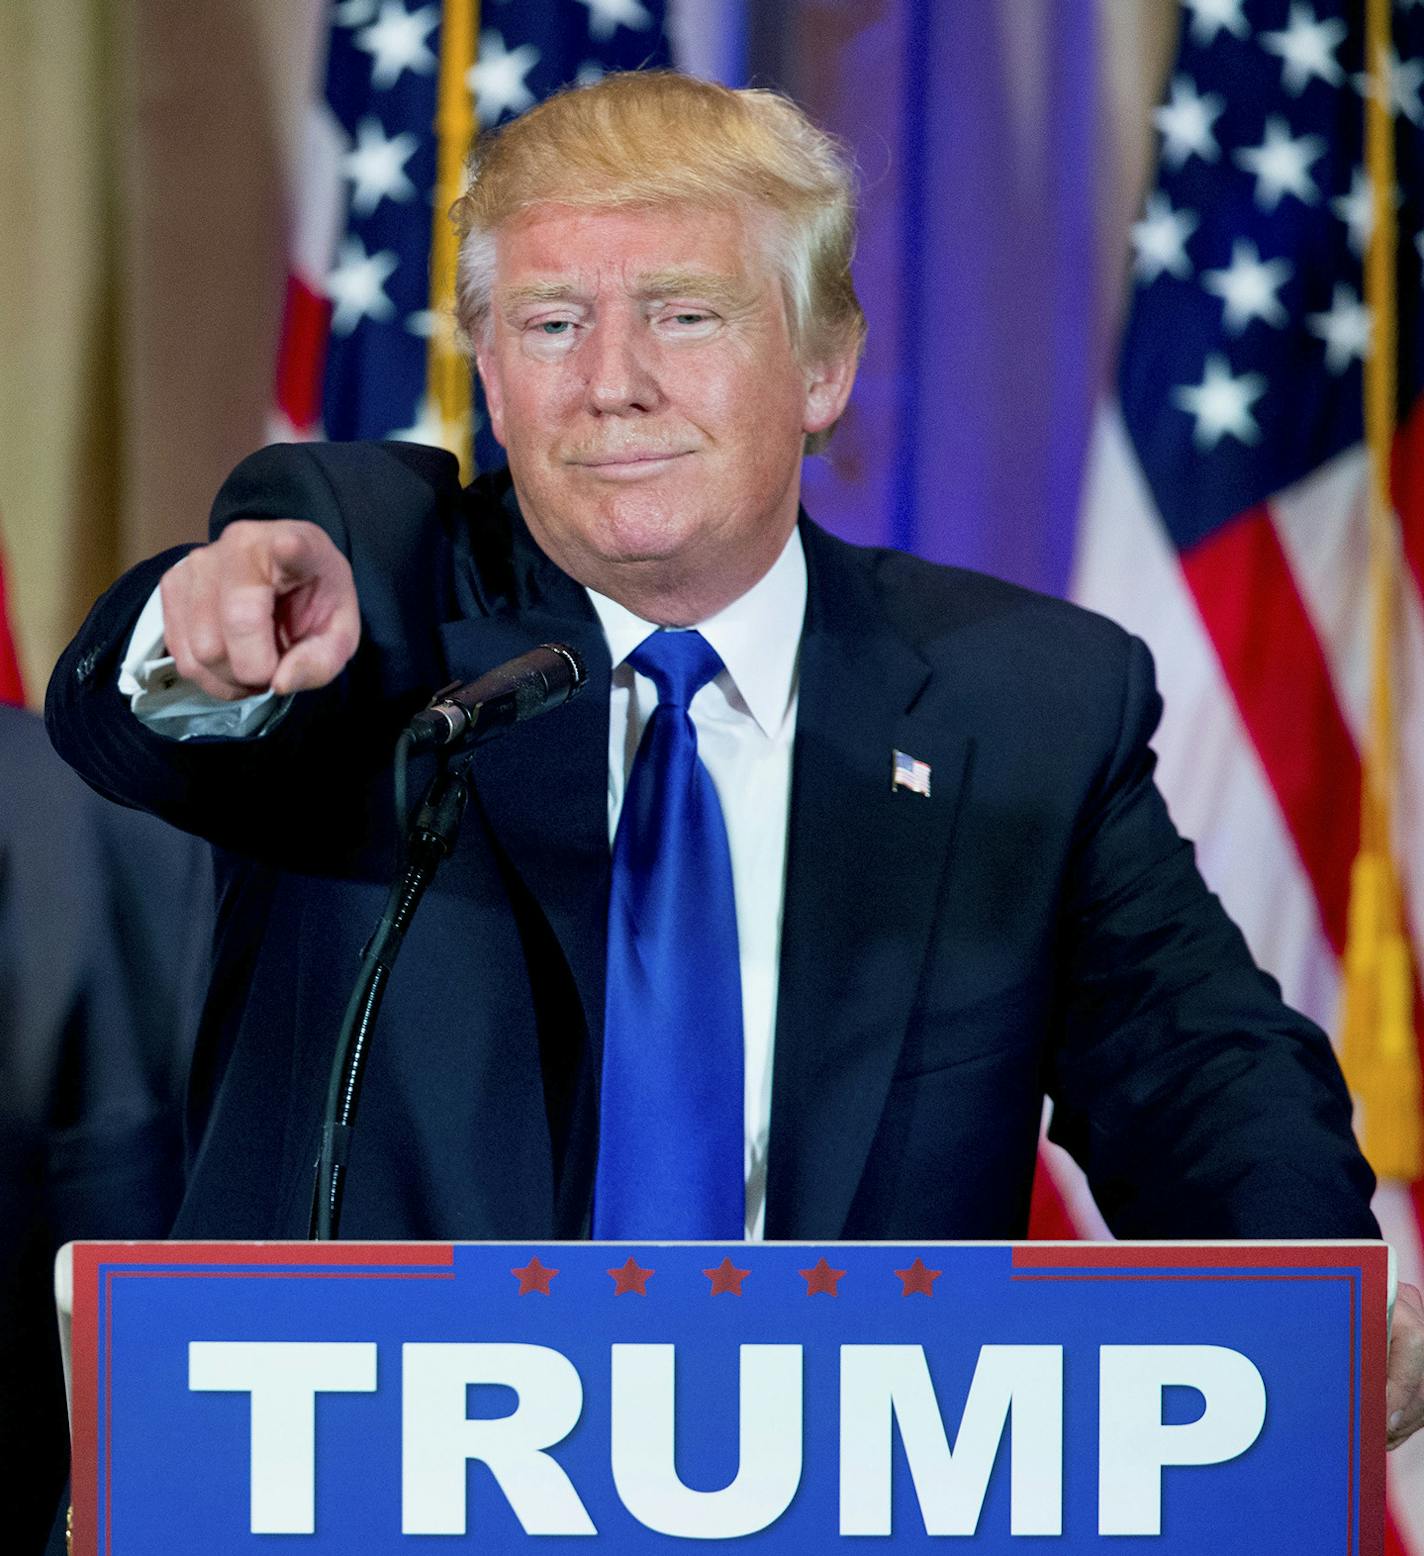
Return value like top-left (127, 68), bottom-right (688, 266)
top-left (159, 520), bottom-right (361, 701)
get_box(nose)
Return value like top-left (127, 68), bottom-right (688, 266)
top-left (582, 310), bottom-right (663, 416)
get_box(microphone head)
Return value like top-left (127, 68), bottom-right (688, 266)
top-left (406, 642), bottom-right (588, 752)
top-left (536, 642), bottom-right (587, 701)
top-left (507, 643), bottom-right (587, 721)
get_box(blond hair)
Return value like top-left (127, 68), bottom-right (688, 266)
top-left (452, 71), bottom-right (865, 402)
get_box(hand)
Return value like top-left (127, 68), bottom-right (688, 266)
top-left (159, 520), bottom-right (360, 701)
top-left (1388, 1281), bottom-right (1424, 1451)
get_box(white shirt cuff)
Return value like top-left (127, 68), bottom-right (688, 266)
top-left (118, 583), bottom-right (285, 739)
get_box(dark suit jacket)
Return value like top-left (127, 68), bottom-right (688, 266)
top-left (46, 440), bottom-right (1378, 1244)
top-left (0, 706), bottom-right (212, 1551)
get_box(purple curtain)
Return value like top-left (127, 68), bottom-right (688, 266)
top-left (746, 1), bottom-right (1108, 599)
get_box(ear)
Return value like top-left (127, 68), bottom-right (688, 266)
top-left (801, 345), bottom-right (859, 437)
top-left (473, 330), bottom-right (507, 448)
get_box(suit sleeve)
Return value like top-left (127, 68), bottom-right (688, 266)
top-left (1045, 634), bottom-right (1378, 1238)
top-left (45, 443), bottom-right (453, 869)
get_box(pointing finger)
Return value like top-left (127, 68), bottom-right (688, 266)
top-left (267, 522), bottom-right (336, 590)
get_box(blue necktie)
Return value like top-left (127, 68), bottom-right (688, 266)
top-left (594, 629), bottom-right (744, 1239)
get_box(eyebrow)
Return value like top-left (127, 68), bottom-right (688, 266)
top-left (498, 270), bottom-right (757, 314)
top-left (499, 281), bottom-right (586, 311)
top-left (633, 270), bottom-right (756, 309)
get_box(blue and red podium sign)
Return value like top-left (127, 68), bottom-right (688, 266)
top-left (64, 1240), bottom-right (1387, 1552)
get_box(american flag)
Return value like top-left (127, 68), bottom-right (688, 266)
top-left (270, 0), bottom-right (670, 467)
top-left (891, 749), bottom-right (932, 797)
top-left (1072, 0), bottom-right (1424, 1540)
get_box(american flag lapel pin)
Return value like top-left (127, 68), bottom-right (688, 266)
top-left (891, 749), bottom-right (932, 797)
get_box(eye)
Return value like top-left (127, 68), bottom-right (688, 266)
top-left (538, 320), bottom-right (573, 335)
top-left (658, 309), bottom-right (718, 334)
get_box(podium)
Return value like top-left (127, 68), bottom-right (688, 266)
top-left (58, 1239), bottom-right (1389, 1552)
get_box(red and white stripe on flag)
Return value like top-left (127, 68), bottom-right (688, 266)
top-left (269, 99), bottom-right (345, 442)
top-left (1074, 393), bottom-right (1424, 1550)
top-left (1061, 1), bottom-right (1424, 1540)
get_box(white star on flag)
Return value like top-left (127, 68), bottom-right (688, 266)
top-left (1354, 45), bottom-right (1424, 126)
top-left (1260, 4), bottom-right (1347, 95)
top-left (574, 0), bottom-right (655, 44)
top-left (1201, 240), bottom-right (1293, 333)
top-left (1131, 191), bottom-right (1199, 283)
top-left (1153, 76), bottom-right (1225, 168)
top-left (326, 236), bottom-right (399, 335)
top-left (1181, 0), bottom-right (1249, 46)
top-left (355, 1), bottom-right (438, 91)
top-left (1233, 116), bottom-right (1327, 210)
top-left (1306, 283), bottom-right (1371, 373)
top-left (1330, 166), bottom-right (1375, 255)
top-left (1172, 352), bottom-right (1268, 449)
top-left (343, 116), bottom-right (418, 215)
top-left (468, 29), bottom-right (540, 124)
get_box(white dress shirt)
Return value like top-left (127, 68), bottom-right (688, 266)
top-left (121, 528), bottom-right (806, 1238)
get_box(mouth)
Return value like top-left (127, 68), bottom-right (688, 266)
top-left (569, 451), bottom-right (694, 479)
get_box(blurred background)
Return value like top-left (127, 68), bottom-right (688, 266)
top-left (3, 0), bottom-right (1423, 1545)
top-left (0, 0), bottom-right (1174, 688)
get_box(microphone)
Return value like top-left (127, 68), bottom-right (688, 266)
top-left (406, 643), bottom-right (587, 753)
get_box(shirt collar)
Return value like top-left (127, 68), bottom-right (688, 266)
top-left (585, 526), bottom-right (807, 738)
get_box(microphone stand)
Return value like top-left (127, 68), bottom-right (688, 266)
top-left (309, 745), bottom-right (472, 1240)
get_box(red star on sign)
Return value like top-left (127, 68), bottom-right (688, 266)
top-left (894, 1256), bottom-right (942, 1296)
top-left (799, 1256), bottom-right (846, 1296)
top-left (703, 1256), bottom-right (750, 1295)
top-left (511, 1256), bottom-right (558, 1295)
top-left (607, 1256), bottom-right (654, 1295)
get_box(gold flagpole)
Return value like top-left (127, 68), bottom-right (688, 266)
top-left (1338, 0), bottom-right (1423, 1179)
top-left (425, 1), bottom-right (478, 478)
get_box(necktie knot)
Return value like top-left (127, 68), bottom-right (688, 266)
top-left (625, 629), bottom-right (723, 710)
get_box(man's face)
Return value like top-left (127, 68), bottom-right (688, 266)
top-left (474, 201), bottom-right (855, 623)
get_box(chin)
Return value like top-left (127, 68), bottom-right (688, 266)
top-left (585, 490), bottom-right (701, 557)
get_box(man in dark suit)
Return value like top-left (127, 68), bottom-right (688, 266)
top-left (45, 71), bottom-right (1424, 1444)
top-left (0, 706), bottom-right (212, 1548)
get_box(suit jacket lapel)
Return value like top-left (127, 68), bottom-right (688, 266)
top-left (766, 523), bottom-right (975, 1239)
top-left (437, 606), bottom-right (612, 1034)
top-left (436, 493), bottom-right (613, 1035)
top-left (437, 504), bottom-right (612, 1233)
